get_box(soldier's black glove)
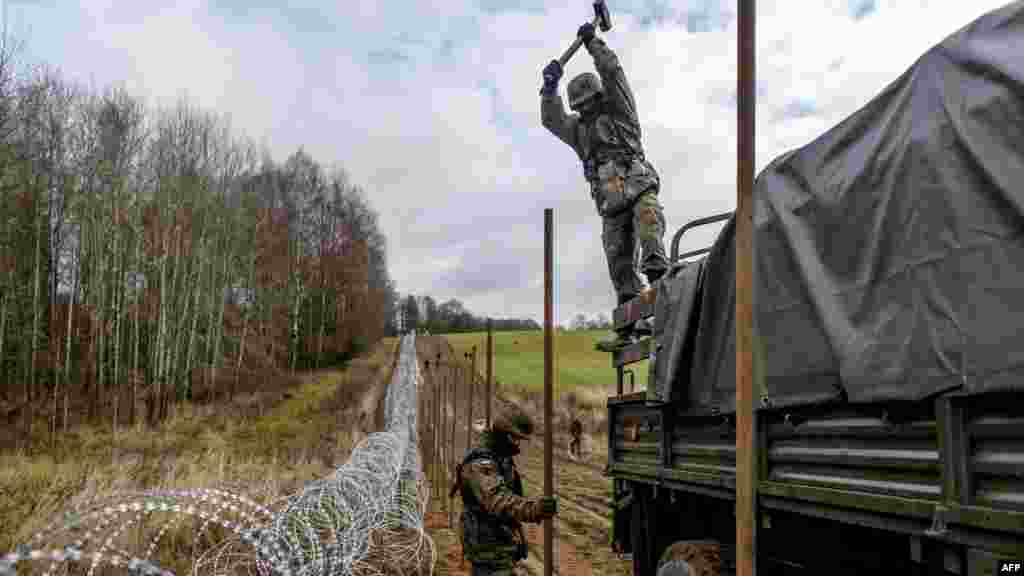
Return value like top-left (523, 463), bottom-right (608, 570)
top-left (578, 22), bottom-right (596, 46)
top-left (539, 496), bottom-right (558, 518)
top-left (540, 60), bottom-right (562, 96)
top-left (516, 526), bottom-right (529, 560)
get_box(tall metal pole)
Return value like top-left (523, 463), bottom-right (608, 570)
top-left (446, 358), bottom-right (454, 525)
top-left (435, 355), bottom-right (441, 504)
top-left (467, 346), bottom-right (476, 449)
top-left (442, 358), bottom-right (446, 503)
top-left (543, 208), bottom-right (555, 576)
top-left (455, 354), bottom-right (465, 454)
top-left (486, 318), bottom-right (493, 427)
top-left (424, 360), bottom-right (429, 498)
top-left (736, 0), bottom-right (757, 574)
top-left (446, 354), bottom-right (452, 510)
top-left (422, 359), bottom-right (429, 497)
top-left (451, 357), bottom-right (460, 493)
top-left (426, 359), bottom-right (434, 501)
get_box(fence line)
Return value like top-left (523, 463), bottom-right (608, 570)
top-left (1, 334), bottom-right (433, 576)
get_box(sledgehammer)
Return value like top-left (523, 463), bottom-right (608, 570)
top-left (557, 0), bottom-right (613, 68)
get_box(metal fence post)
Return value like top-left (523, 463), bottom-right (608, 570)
top-left (434, 356), bottom-right (441, 506)
top-left (486, 319), bottom-right (493, 427)
top-left (441, 356), bottom-right (448, 514)
top-left (543, 208), bottom-right (555, 576)
top-left (467, 347), bottom-right (476, 450)
top-left (736, 0), bottom-right (757, 574)
top-left (425, 359), bottom-right (433, 503)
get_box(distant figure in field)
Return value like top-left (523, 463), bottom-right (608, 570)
top-left (568, 418), bottom-right (583, 461)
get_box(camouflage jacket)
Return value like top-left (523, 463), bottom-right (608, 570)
top-left (540, 37), bottom-right (660, 214)
top-left (455, 442), bottom-right (545, 565)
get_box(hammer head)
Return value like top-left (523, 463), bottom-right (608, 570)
top-left (594, 0), bottom-right (613, 32)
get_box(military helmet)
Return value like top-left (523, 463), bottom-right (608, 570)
top-left (657, 560), bottom-right (691, 576)
top-left (492, 405), bottom-right (535, 440)
top-left (568, 72), bottom-right (603, 111)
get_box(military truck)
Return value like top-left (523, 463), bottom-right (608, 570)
top-left (604, 4), bottom-right (1024, 575)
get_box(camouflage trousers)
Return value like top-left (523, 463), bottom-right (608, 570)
top-left (602, 190), bottom-right (669, 304)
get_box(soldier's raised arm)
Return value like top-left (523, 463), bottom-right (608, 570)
top-left (539, 59), bottom-right (580, 151)
top-left (582, 31), bottom-right (639, 125)
top-left (464, 458), bottom-right (548, 524)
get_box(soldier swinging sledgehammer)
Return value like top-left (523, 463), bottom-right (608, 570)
top-left (540, 16), bottom-right (670, 352)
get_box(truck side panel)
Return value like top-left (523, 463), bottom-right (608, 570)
top-left (608, 392), bottom-right (1024, 562)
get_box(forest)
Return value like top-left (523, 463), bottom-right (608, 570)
top-left (0, 40), bottom-right (397, 450)
top-left (395, 294), bottom-right (542, 334)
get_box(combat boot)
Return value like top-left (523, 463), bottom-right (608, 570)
top-left (595, 330), bottom-right (636, 352)
top-left (597, 293), bottom-right (645, 352)
top-left (645, 268), bottom-right (667, 286)
top-left (634, 317), bottom-right (653, 336)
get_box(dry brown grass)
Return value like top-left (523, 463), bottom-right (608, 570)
top-left (0, 338), bottom-right (399, 574)
top-left (499, 381), bottom-right (610, 438)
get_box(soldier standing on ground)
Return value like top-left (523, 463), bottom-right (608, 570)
top-left (540, 21), bottom-right (670, 351)
top-left (450, 405), bottom-right (558, 575)
top-left (568, 418), bottom-right (583, 461)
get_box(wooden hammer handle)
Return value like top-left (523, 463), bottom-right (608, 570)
top-left (557, 14), bottom-right (600, 68)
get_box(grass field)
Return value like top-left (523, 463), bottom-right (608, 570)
top-left (0, 339), bottom-right (399, 574)
top-left (442, 329), bottom-right (648, 394)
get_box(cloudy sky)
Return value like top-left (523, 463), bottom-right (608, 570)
top-left (6, 0), bottom-right (1012, 324)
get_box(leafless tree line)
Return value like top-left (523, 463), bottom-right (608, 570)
top-left (0, 39), bottom-right (397, 449)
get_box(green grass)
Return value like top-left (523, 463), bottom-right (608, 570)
top-left (442, 329), bottom-right (648, 394)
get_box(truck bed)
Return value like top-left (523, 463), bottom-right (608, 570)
top-left (606, 391), bottom-right (1024, 557)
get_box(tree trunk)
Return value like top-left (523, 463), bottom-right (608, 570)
top-left (88, 204), bottom-right (100, 422)
top-left (184, 236), bottom-right (204, 402)
top-left (97, 209), bottom-right (108, 427)
top-left (130, 218), bottom-right (140, 428)
top-left (203, 234), bottom-right (217, 397)
top-left (166, 220), bottom-right (184, 415)
top-left (0, 289), bottom-right (6, 391)
top-left (212, 251), bottom-right (228, 401)
top-left (0, 293), bottom-right (7, 411)
top-left (27, 190), bottom-right (43, 447)
top-left (317, 289), bottom-right (326, 369)
top-left (63, 235), bottom-right (79, 433)
top-left (153, 219), bottom-right (168, 426)
top-left (112, 203), bottom-right (124, 439)
top-left (290, 283), bottom-right (301, 373)
top-left (307, 288), bottom-right (313, 368)
top-left (235, 253), bottom-right (257, 397)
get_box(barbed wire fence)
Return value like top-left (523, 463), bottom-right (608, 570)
top-left (418, 340), bottom-right (489, 532)
top-left (0, 333), bottom-right (434, 576)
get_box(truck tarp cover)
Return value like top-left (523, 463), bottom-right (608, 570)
top-left (660, 1), bottom-right (1024, 410)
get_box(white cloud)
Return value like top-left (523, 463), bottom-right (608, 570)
top-left (17, 0), bottom-right (1013, 324)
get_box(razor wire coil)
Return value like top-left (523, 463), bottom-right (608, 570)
top-left (2, 334), bottom-right (434, 576)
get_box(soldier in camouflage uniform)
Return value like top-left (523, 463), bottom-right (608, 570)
top-left (450, 405), bottom-right (558, 575)
top-left (540, 21), bottom-right (670, 351)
